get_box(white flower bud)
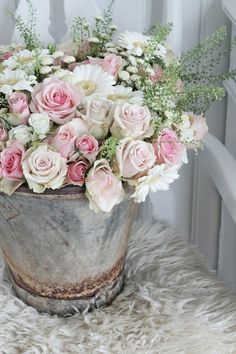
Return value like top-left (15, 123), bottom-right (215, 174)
top-left (106, 47), bottom-right (118, 54)
top-left (105, 42), bottom-right (116, 48)
top-left (120, 51), bottom-right (129, 57)
top-left (63, 55), bottom-right (76, 64)
top-left (88, 37), bottom-right (100, 44)
top-left (130, 74), bottom-right (140, 82)
top-left (118, 70), bottom-right (130, 81)
top-left (52, 50), bottom-right (64, 59)
top-left (41, 56), bottom-right (54, 66)
top-left (128, 55), bottom-right (137, 66)
top-left (137, 58), bottom-right (145, 64)
top-left (126, 65), bottom-right (138, 74)
top-left (95, 15), bottom-right (104, 22)
top-left (40, 66), bottom-right (52, 74)
top-left (110, 24), bottom-right (118, 31)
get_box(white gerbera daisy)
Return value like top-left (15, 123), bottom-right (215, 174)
top-left (73, 64), bottom-right (115, 100)
top-left (131, 164), bottom-right (180, 203)
top-left (3, 49), bottom-right (54, 74)
top-left (118, 31), bottom-right (150, 56)
top-left (107, 85), bottom-right (143, 105)
top-left (3, 49), bottom-right (35, 70)
top-left (0, 69), bottom-right (37, 95)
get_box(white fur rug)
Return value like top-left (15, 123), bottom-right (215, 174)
top-left (1, 223), bottom-right (236, 354)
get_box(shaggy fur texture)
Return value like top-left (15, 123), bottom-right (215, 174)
top-left (1, 222), bottom-right (236, 354)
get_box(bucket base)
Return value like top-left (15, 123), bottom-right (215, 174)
top-left (10, 271), bottom-right (125, 316)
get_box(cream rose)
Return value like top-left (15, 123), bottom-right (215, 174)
top-left (29, 113), bottom-right (51, 140)
top-left (110, 103), bottom-right (151, 139)
top-left (116, 138), bottom-right (156, 179)
top-left (81, 99), bottom-right (112, 139)
top-left (9, 125), bottom-right (32, 145)
top-left (22, 144), bottom-right (68, 193)
top-left (85, 159), bottom-right (124, 212)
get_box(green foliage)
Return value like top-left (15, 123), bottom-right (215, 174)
top-left (100, 137), bottom-right (119, 162)
top-left (145, 23), bottom-right (173, 64)
top-left (0, 94), bottom-right (9, 110)
top-left (9, 0), bottom-right (40, 50)
top-left (71, 17), bottom-right (90, 43)
top-left (71, 0), bottom-right (117, 57)
top-left (177, 85), bottom-right (226, 114)
top-left (47, 43), bottom-right (57, 55)
top-left (142, 63), bottom-right (181, 113)
top-left (179, 25), bottom-right (236, 113)
top-left (147, 22), bottom-right (173, 44)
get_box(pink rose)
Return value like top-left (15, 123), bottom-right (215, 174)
top-left (0, 140), bottom-right (24, 181)
top-left (30, 77), bottom-right (84, 124)
top-left (76, 135), bottom-right (99, 161)
top-left (89, 54), bottom-right (124, 78)
top-left (110, 103), bottom-right (151, 139)
top-left (116, 138), bottom-right (156, 179)
top-left (67, 160), bottom-right (89, 186)
top-left (150, 64), bottom-right (163, 83)
top-left (8, 92), bottom-right (30, 124)
top-left (0, 51), bottom-right (14, 61)
top-left (0, 124), bottom-right (8, 142)
top-left (189, 113), bottom-right (208, 142)
top-left (85, 159), bottom-right (124, 212)
top-left (153, 129), bottom-right (187, 165)
top-left (51, 125), bottom-right (76, 159)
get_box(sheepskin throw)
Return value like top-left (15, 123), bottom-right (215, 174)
top-left (1, 222), bottom-right (236, 354)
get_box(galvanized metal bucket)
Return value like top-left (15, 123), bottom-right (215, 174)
top-left (0, 187), bottom-right (135, 315)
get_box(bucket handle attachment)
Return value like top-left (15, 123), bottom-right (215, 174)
top-left (0, 196), bottom-right (20, 221)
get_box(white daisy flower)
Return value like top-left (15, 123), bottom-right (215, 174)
top-left (0, 69), bottom-right (37, 95)
top-left (131, 164), bottom-right (180, 203)
top-left (153, 44), bottom-right (167, 59)
top-left (107, 85), bottom-right (143, 105)
top-left (118, 31), bottom-right (150, 56)
top-left (3, 49), bottom-right (54, 74)
top-left (73, 64), bottom-right (115, 100)
top-left (3, 49), bottom-right (35, 70)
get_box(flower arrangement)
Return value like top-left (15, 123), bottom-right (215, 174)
top-left (0, 0), bottom-right (235, 212)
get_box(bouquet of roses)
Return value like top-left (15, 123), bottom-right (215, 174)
top-left (0, 0), bottom-right (234, 212)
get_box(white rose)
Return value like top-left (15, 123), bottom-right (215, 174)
top-left (22, 144), bottom-right (68, 193)
top-left (29, 113), bottom-right (51, 139)
top-left (9, 125), bottom-right (32, 145)
top-left (82, 99), bottom-right (112, 139)
top-left (110, 103), bottom-right (151, 139)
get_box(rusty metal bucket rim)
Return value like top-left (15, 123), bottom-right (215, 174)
top-left (12, 185), bottom-right (86, 200)
top-left (2, 185), bottom-right (132, 201)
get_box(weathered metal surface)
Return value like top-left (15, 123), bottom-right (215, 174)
top-left (0, 187), bottom-right (135, 315)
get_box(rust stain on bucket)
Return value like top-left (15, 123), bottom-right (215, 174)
top-left (9, 256), bottom-right (125, 300)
